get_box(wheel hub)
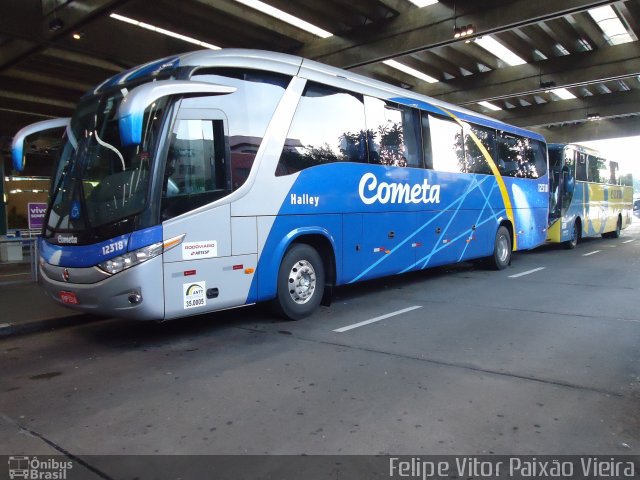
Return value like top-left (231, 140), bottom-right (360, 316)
top-left (497, 235), bottom-right (509, 263)
top-left (288, 260), bottom-right (316, 305)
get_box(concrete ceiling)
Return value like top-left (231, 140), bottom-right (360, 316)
top-left (1, 0), bottom-right (639, 150)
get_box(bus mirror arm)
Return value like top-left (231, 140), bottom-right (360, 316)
top-left (11, 117), bottom-right (70, 172)
top-left (117, 80), bottom-right (236, 147)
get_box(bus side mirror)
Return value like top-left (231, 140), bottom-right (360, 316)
top-left (117, 80), bottom-right (236, 146)
top-left (11, 118), bottom-right (70, 172)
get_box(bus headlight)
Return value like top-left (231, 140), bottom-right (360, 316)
top-left (98, 234), bottom-right (185, 275)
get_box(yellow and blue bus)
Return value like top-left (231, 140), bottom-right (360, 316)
top-left (547, 143), bottom-right (633, 249)
top-left (12, 49), bottom-right (549, 321)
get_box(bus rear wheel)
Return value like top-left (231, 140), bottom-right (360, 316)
top-left (603, 216), bottom-right (622, 239)
top-left (564, 220), bottom-right (580, 249)
top-left (273, 243), bottom-right (325, 321)
top-left (487, 226), bottom-right (511, 270)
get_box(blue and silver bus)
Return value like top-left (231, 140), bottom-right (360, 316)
top-left (12, 49), bottom-right (549, 320)
top-left (547, 143), bottom-right (633, 248)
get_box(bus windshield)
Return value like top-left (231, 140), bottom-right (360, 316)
top-left (46, 91), bottom-right (167, 243)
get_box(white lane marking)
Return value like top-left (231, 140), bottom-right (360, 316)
top-left (623, 239), bottom-right (634, 244)
top-left (333, 306), bottom-right (422, 333)
top-left (583, 250), bottom-right (601, 256)
top-left (508, 267), bottom-right (546, 278)
top-left (0, 272), bottom-right (30, 278)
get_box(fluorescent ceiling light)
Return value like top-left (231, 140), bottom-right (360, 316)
top-left (383, 59), bottom-right (438, 83)
top-left (233, 0), bottom-right (332, 38)
top-left (407, 0), bottom-right (438, 7)
top-left (478, 101), bottom-right (502, 111)
top-left (110, 14), bottom-right (220, 49)
top-left (550, 88), bottom-right (576, 100)
top-left (588, 5), bottom-right (633, 45)
top-left (474, 36), bottom-right (526, 66)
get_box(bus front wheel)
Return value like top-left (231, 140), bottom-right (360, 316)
top-left (273, 243), bottom-right (325, 321)
top-left (564, 220), bottom-right (580, 249)
top-left (487, 226), bottom-right (511, 270)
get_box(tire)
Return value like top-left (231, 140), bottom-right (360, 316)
top-left (487, 225), bottom-right (512, 270)
top-left (273, 243), bottom-right (325, 321)
top-left (603, 216), bottom-right (622, 239)
top-left (564, 220), bottom-right (579, 249)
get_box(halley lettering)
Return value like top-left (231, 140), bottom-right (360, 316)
top-left (290, 193), bottom-right (320, 207)
top-left (358, 173), bottom-right (440, 205)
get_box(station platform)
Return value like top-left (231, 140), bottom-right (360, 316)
top-left (0, 262), bottom-right (99, 337)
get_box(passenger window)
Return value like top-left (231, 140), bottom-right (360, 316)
top-left (463, 123), bottom-right (495, 175)
top-left (609, 161), bottom-right (619, 185)
top-left (191, 69), bottom-right (291, 190)
top-left (364, 97), bottom-right (423, 168)
top-left (598, 158), bottom-right (609, 185)
top-left (421, 113), bottom-right (433, 169)
top-left (277, 83), bottom-right (367, 176)
top-left (428, 114), bottom-right (464, 173)
top-left (497, 133), bottom-right (523, 176)
top-left (576, 152), bottom-right (587, 181)
top-left (524, 139), bottom-right (548, 178)
top-left (161, 119), bottom-right (228, 220)
top-left (496, 133), bottom-right (544, 178)
top-left (587, 155), bottom-right (605, 183)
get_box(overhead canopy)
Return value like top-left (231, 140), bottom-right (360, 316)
top-left (1, 0), bottom-right (639, 148)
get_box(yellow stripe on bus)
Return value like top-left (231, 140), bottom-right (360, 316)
top-left (440, 107), bottom-right (518, 250)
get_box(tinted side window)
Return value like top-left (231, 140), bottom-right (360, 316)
top-left (598, 158), bottom-right (609, 185)
top-left (464, 124), bottom-right (495, 175)
top-left (548, 148), bottom-right (563, 170)
top-left (588, 155), bottom-right (605, 183)
top-left (365, 97), bottom-right (423, 168)
top-left (564, 148), bottom-right (575, 175)
top-left (609, 161), bottom-right (619, 185)
top-left (191, 69), bottom-right (290, 190)
top-left (161, 119), bottom-right (227, 220)
top-left (428, 114), bottom-right (464, 173)
top-left (620, 173), bottom-right (633, 186)
top-left (497, 133), bottom-right (523, 177)
top-left (277, 83), bottom-right (366, 176)
top-left (576, 152), bottom-right (587, 181)
top-left (524, 139), bottom-right (548, 178)
top-left (421, 113), bottom-right (433, 169)
top-left (497, 133), bottom-right (545, 178)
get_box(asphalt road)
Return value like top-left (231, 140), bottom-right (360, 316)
top-left (2, 220), bottom-right (640, 464)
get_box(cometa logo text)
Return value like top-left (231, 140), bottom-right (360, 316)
top-left (358, 173), bottom-right (441, 205)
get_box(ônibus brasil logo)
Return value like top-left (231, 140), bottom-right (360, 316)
top-left (358, 173), bottom-right (441, 205)
top-left (8, 456), bottom-right (73, 479)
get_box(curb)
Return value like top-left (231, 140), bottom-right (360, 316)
top-left (0, 314), bottom-right (101, 338)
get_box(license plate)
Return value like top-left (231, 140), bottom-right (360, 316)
top-left (59, 291), bottom-right (79, 305)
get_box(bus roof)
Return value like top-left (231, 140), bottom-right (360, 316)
top-left (549, 143), bottom-right (602, 157)
top-left (93, 48), bottom-right (546, 143)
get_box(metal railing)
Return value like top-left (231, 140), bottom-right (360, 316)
top-left (0, 233), bottom-right (39, 281)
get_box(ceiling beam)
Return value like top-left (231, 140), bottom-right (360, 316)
top-left (1, 69), bottom-right (94, 92)
top-left (295, 0), bottom-right (618, 68)
top-left (0, 89), bottom-right (77, 110)
top-left (532, 116), bottom-right (640, 143)
top-left (420, 41), bottom-right (640, 105)
top-left (479, 90), bottom-right (640, 127)
top-left (185, 0), bottom-right (316, 44)
top-left (0, 0), bottom-right (136, 73)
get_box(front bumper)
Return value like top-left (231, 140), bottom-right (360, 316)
top-left (38, 254), bottom-right (165, 321)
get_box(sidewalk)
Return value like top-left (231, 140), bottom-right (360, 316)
top-left (0, 262), bottom-right (99, 338)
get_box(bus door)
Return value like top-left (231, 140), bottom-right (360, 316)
top-left (560, 148), bottom-right (576, 219)
top-left (160, 106), bottom-right (256, 319)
